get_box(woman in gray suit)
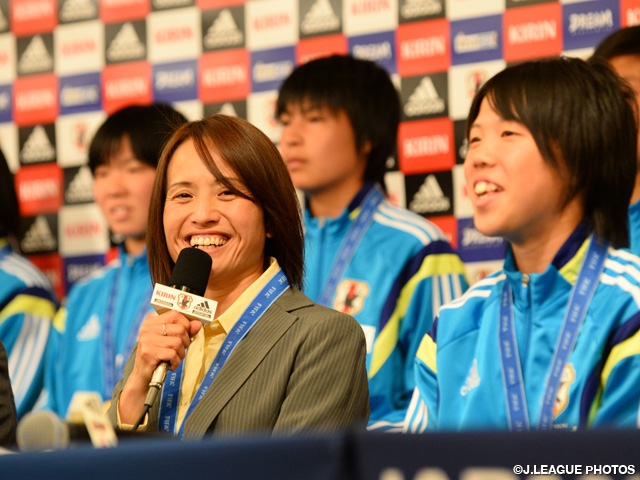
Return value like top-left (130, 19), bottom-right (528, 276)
top-left (108, 114), bottom-right (369, 439)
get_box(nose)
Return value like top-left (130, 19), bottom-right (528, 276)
top-left (191, 193), bottom-right (221, 225)
top-left (279, 119), bottom-right (302, 149)
top-left (95, 170), bottom-right (126, 197)
top-left (464, 142), bottom-right (493, 170)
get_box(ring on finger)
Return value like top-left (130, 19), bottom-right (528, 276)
top-left (162, 323), bottom-right (167, 336)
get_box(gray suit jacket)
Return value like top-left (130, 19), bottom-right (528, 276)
top-left (109, 288), bottom-right (369, 439)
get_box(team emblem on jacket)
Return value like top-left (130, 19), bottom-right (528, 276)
top-left (333, 280), bottom-right (370, 315)
top-left (554, 364), bottom-right (576, 417)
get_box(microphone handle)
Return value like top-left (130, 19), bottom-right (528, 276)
top-left (145, 361), bottom-right (170, 407)
top-left (145, 283), bottom-right (195, 407)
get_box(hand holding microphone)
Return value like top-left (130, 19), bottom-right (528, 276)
top-left (125, 247), bottom-right (214, 429)
top-left (144, 247), bottom-right (214, 408)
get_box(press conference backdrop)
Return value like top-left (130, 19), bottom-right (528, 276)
top-left (1, 0), bottom-right (638, 299)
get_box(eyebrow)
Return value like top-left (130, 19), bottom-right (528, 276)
top-left (166, 181), bottom-right (193, 191)
top-left (300, 103), bottom-right (324, 114)
top-left (96, 156), bottom-right (142, 168)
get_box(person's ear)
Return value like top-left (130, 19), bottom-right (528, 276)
top-left (360, 139), bottom-right (372, 156)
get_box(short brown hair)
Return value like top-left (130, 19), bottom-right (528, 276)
top-left (147, 115), bottom-right (304, 289)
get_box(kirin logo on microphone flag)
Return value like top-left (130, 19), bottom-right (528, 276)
top-left (177, 293), bottom-right (193, 310)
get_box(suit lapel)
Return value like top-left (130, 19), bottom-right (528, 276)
top-left (182, 289), bottom-right (312, 439)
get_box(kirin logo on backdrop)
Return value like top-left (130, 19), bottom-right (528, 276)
top-left (398, 117), bottom-right (454, 175)
top-left (15, 162), bottom-right (62, 216)
top-left (396, 18), bottom-right (450, 76)
top-left (503, 2), bottom-right (561, 62)
top-left (11, 0), bottom-right (56, 37)
top-left (199, 49), bottom-right (250, 104)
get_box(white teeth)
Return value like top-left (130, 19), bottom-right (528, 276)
top-left (474, 181), bottom-right (498, 195)
top-left (190, 236), bottom-right (227, 247)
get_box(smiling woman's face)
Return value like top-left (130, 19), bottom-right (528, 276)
top-left (464, 98), bottom-right (577, 247)
top-left (163, 138), bottom-right (268, 289)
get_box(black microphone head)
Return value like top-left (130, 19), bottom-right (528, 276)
top-left (168, 247), bottom-right (212, 296)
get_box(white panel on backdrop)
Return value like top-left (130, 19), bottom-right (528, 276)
top-left (465, 259), bottom-right (503, 285)
top-left (0, 122), bottom-right (19, 173)
top-left (58, 204), bottom-right (110, 257)
top-left (385, 170), bottom-right (407, 208)
top-left (54, 20), bottom-right (104, 76)
top-left (446, 0), bottom-right (504, 20)
top-left (448, 60), bottom-right (505, 121)
top-left (55, 111), bottom-right (106, 168)
top-left (173, 100), bottom-right (204, 121)
top-left (343, 0), bottom-right (399, 36)
top-left (452, 164), bottom-right (472, 218)
top-left (0, 33), bottom-right (16, 84)
top-left (246, 0), bottom-right (298, 51)
top-left (561, 47), bottom-right (594, 60)
top-left (147, 7), bottom-right (201, 64)
top-left (247, 89), bottom-right (281, 143)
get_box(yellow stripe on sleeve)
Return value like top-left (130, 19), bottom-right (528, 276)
top-left (416, 333), bottom-right (437, 374)
top-left (587, 327), bottom-right (640, 425)
top-left (601, 327), bottom-right (640, 386)
top-left (53, 307), bottom-right (66, 333)
top-left (0, 294), bottom-right (56, 325)
top-left (368, 253), bottom-right (461, 377)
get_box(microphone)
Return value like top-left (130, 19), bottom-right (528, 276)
top-left (17, 410), bottom-right (91, 451)
top-left (145, 247), bottom-right (214, 409)
top-left (17, 410), bottom-right (171, 451)
top-left (18, 392), bottom-right (117, 451)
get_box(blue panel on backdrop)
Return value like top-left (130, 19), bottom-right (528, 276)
top-left (59, 73), bottom-right (102, 115)
top-left (563, 0), bottom-right (620, 52)
top-left (451, 15), bottom-right (502, 65)
top-left (457, 217), bottom-right (507, 263)
top-left (250, 46), bottom-right (295, 93)
top-left (0, 84), bottom-right (10, 123)
top-left (349, 30), bottom-right (397, 75)
top-left (153, 59), bottom-right (198, 103)
top-left (64, 253), bottom-right (107, 294)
